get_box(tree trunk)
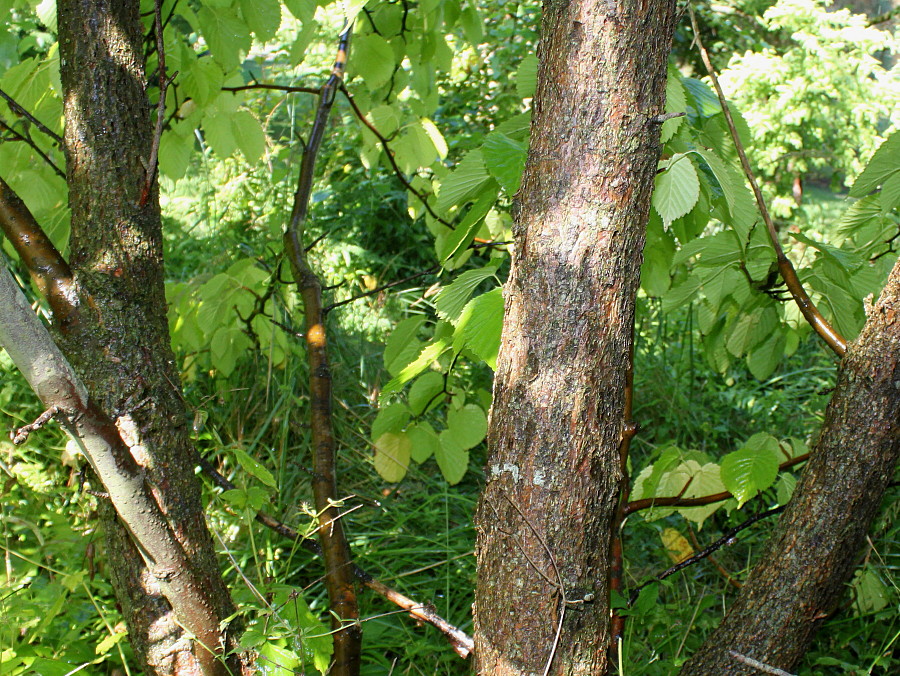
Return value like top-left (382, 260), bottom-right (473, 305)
top-left (56, 1), bottom-right (243, 673)
top-left (473, 3), bottom-right (677, 674)
top-left (681, 259), bottom-right (900, 674)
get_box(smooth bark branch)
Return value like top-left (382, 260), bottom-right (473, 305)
top-left (0, 176), bottom-right (78, 330)
top-left (688, 7), bottom-right (847, 356)
top-left (0, 262), bottom-right (229, 676)
top-left (474, 3), bottom-right (678, 674)
top-left (681, 257), bottom-right (900, 673)
top-left (282, 27), bottom-right (362, 676)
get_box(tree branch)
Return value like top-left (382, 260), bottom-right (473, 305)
top-left (0, 259), bottom-right (231, 676)
top-left (281, 27), bottom-right (362, 676)
top-left (197, 457), bottom-right (474, 658)
top-left (688, 6), bottom-right (847, 357)
top-left (0, 118), bottom-right (65, 178)
top-left (0, 176), bottom-right (80, 332)
top-left (0, 87), bottom-right (63, 145)
top-left (139, 0), bottom-right (171, 207)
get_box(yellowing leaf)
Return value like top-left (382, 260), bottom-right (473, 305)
top-left (661, 528), bottom-right (693, 563)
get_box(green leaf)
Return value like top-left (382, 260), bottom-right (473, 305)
top-left (239, 0), bottom-right (282, 42)
top-left (434, 264), bottom-right (498, 323)
top-left (454, 288), bottom-right (504, 369)
top-left (662, 67), bottom-right (686, 143)
top-left (284, 0), bottom-right (317, 22)
top-left (633, 582), bottom-right (659, 616)
top-left (446, 403), bottom-right (487, 450)
top-left (381, 337), bottom-right (452, 400)
top-left (436, 430), bottom-right (469, 485)
top-left (203, 112), bottom-right (237, 157)
top-left (683, 77), bottom-right (720, 117)
top-left (233, 448), bottom-right (277, 488)
top-left (408, 372), bottom-right (444, 415)
top-left (653, 154), bottom-right (700, 228)
top-left (482, 132), bottom-right (527, 194)
top-left (231, 110), bottom-right (266, 162)
top-left (181, 58), bottom-right (224, 107)
top-left (720, 443), bottom-right (780, 507)
top-left (383, 316), bottom-right (425, 375)
top-left (258, 642), bottom-right (300, 676)
top-left (373, 432), bottom-right (411, 482)
top-left (437, 149), bottom-right (492, 213)
top-left (692, 148), bottom-right (757, 244)
top-left (437, 187), bottom-right (498, 265)
top-left (159, 130), bottom-right (192, 180)
top-left (879, 171), bottom-right (900, 213)
top-left (196, 6), bottom-right (252, 72)
top-left (673, 231), bottom-right (743, 268)
top-left (516, 54), bottom-right (538, 99)
top-left (407, 422), bottom-right (441, 463)
top-left (850, 130), bottom-right (900, 197)
top-left (747, 330), bottom-right (785, 380)
top-left (371, 403), bottom-right (410, 441)
top-left (351, 34), bottom-right (395, 91)
top-left (459, 6), bottom-right (483, 46)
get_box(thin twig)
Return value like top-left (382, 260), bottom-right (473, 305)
top-left (728, 651), bottom-right (796, 676)
top-left (223, 83), bottom-right (320, 96)
top-left (623, 452), bottom-right (808, 515)
top-left (140, 0), bottom-right (170, 207)
top-left (688, 6), bottom-right (847, 357)
top-left (0, 88), bottom-right (63, 144)
top-left (627, 505), bottom-right (786, 605)
top-left (324, 265), bottom-right (441, 313)
top-left (0, 118), bottom-right (65, 178)
top-left (339, 84), bottom-right (453, 227)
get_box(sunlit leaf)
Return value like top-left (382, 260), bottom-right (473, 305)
top-left (374, 432), bottom-right (412, 482)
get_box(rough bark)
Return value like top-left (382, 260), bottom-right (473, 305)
top-left (473, 2), bottom-right (678, 674)
top-left (681, 259), bottom-right (900, 674)
top-left (56, 1), bottom-right (243, 673)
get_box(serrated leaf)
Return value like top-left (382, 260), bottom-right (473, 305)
top-left (437, 149), bottom-right (492, 213)
top-left (196, 6), bottom-right (252, 72)
top-left (381, 338), bottom-right (452, 400)
top-left (850, 131), bottom-right (900, 197)
top-left (516, 54), bottom-right (538, 99)
top-left (673, 230), bottom-right (743, 268)
top-left (879, 171), bottom-right (900, 213)
top-left (233, 448), bottom-right (277, 488)
top-left (407, 422), bottom-right (440, 463)
top-left (239, 0), bottom-right (282, 42)
top-left (662, 68), bottom-right (686, 143)
top-left (747, 331), bottom-right (785, 380)
top-left (159, 130), bottom-right (192, 180)
top-left (203, 112), bottom-right (237, 157)
top-left (351, 34), bottom-right (395, 91)
top-left (408, 372), bottom-right (445, 415)
top-left (258, 643), bottom-right (299, 676)
top-left (653, 154), bottom-right (700, 228)
top-left (284, 0), bottom-right (317, 22)
top-left (435, 264), bottom-right (498, 323)
top-left (371, 403), bottom-right (410, 441)
top-left (720, 445), bottom-right (780, 507)
top-left (683, 77), bottom-right (720, 117)
top-left (454, 288), bottom-right (503, 369)
top-left (436, 430), bottom-right (469, 485)
top-left (384, 317), bottom-right (425, 375)
top-left (633, 582), bottom-right (659, 616)
top-left (373, 432), bottom-right (411, 482)
top-left (692, 148), bottom-right (757, 244)
top-left (231, 109), bottom-right (266, 163)
top-left (437, 187), bottom-right (498, 264)
top-left (446, 404), bottom-right (487, 450)
top-left (482, 132), bottom-right (527, 194)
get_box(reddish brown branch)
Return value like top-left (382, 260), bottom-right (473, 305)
top-left (222, 83), bottom-right (320, 95)
top-left (623, 453), bottom-right (808, 516)
top-left (688, 7), bottom-right (847, 357)
top-left (0, 176), bottom-right (79, 332)
top-left (282, 27), bottom-right (362, 676)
